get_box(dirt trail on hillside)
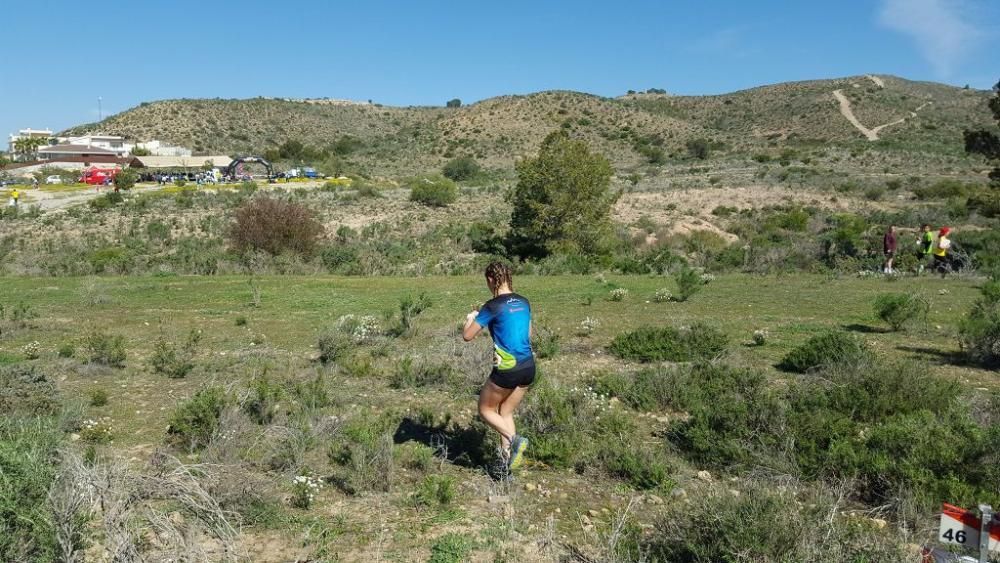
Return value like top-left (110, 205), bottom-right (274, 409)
top-left (833, 90), bottom-right (881, 140)
top-left (832, 85), bottom-right (930, 141)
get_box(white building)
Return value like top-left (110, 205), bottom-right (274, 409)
top-left (54, 134), bottom-right (129, 157)
top-left (133, 140), bottom-right (192, 157)
top-left (7, 128), bottom-right (54, 155)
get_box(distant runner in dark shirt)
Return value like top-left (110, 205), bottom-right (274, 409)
top-left (463, 261), bottom-right (534, 472)
top-left (882, 225), bottom-right (897, 274)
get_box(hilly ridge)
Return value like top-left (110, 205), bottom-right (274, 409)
top-left (63, 75), bottom-right (994, 178)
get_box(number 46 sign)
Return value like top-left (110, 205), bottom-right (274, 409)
top-left (939, 504), bottom-right (1000, 554)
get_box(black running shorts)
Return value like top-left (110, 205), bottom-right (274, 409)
top-left (489, 361), bottom-right (536, 389)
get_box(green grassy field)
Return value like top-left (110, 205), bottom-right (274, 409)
top-left (0, 272), bottom-right (993, 560)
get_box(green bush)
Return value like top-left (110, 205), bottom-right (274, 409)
top-left (428, 532), bottom-right (472, 563)
top-left (386, 292), bottom-right (432, 338)
top-left (647, 481), bottom-right (906, 562)
top-left (408, 174), bottom-right (457, 207)
top-left (779, 331), bottom-right (870, 373)
top-left (609, 323), bottom-right (728, 363)
top-left (328, 412), bottom-right (398, 494)
top-left (413, 474), bottom-right (456, 508)
top-left (600, 440), bottom-right (673, 490)
top-left (88, 388), bottom-right (108, 407)
top-left (227, 197), bottom-right (323, 256)
top-left (316, 329), bottom-right (355, 364)
top-left (959, 286), bottom-right (1000, 367)
top-left (84, 329), bottom-right (127, 367)
top-left (517, 382), bottom-right (595, 469)
top-left (531, 324), bottom-right (561, 359)
top-left (243, 375), bottom-right (284, 425)
top-left (786, 360), bottom-right (995, 510)
top-left (674, 266), bottom-right (706, 302)
top-left (0, 365), bottom-right (60, 417)
top-left (664, 364), bottom-right (784, 468)
top-left (166, 387), bottom-right (227, 451)
top-left (388, 357), bottom-right (457, 389)
top-left (873, 292), bottom-right (928, 331)
top-left (0, 417), bottom-right (63, 561)
top-left (150, 329), bottom-right (201, 378)
top-left (442, 156), bottom-right (480, 181)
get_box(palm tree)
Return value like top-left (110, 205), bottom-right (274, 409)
top-left (13, 137), bottom-right (45, 161)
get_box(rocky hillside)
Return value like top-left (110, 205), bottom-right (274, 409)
top-left (63, 75), bottom-right (994, 178)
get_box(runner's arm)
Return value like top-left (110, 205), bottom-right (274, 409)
top-left (462, 311), bottom-right (483, 341)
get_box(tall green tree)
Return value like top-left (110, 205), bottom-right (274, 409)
top-left (964, 80), bottom-right (1000, 186)
top-left (113, 168), bottom-right (139, 192)
top-left (507, 130), bottom-right (619, 258)
top-left (13, 137), bottom-right (45, 161)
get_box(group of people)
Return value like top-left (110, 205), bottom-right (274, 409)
top-left (883, 224), bottom-right (954, 276)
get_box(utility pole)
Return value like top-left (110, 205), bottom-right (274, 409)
top-left (98, 97), bottom-right (103, 121)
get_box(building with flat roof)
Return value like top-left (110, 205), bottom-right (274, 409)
top-left (37, 144), bottom-right (120, 161)
top-left (7, 128), bottom-right (54, 158)
top-left (128, 155), bottom-right (233, 171)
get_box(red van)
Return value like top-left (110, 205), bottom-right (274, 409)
top-left (80, 168), bottom-right (119, 185)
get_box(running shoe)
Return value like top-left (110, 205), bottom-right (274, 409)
top-left (508, 434), bottom-right (528, 470)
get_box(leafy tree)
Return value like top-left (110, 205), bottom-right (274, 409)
top-left (964, 79), bottom-right (1000, 186)
top-left (507, 130), bottom-right (618, 258)
top-left (112, 168), bottom-right (139, 192)
top-left (442, 156), bottom-right (480, 181)
top-left (130, 146), bottom-right (152, 157)
top-left (446, 98), bottom-right (462, 108)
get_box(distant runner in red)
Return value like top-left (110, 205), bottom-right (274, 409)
top-left (883, 224), bottom-right (897, 274)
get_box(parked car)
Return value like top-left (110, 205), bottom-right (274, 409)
top-left (301, 167), bottom-right (319, 179)
top-left (45, 175), bottom-right (63, 185)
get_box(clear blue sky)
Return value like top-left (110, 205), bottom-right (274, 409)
top-left (3, 0), bottom-right (998, 143)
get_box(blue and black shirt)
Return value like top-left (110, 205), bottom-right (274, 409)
top-left (475, 293), bottom-right (534, 371)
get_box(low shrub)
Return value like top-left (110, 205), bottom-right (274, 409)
top-left (873, 292), bottom-right (928, 331)
top-left (442, 156), bottom-right (481, 181)
top-left (57, 343), bottom-right (75, 358)
top-left (646, 481), bottom-right (907, 562)
top-left (409, 174), bottom-right (457, 207)
top-left (779, 331), bottom-right (870, 373)
top-left (600, 439), bottom-right (673, 490)
top-left (0, 365), bottom-right (60, 417)
top-left (84, 329), bottom-right (127, 367)
top-left (413, 474), bottom-right (456, 508)
top-left (328, 412), bottom-right (398, 494)
top-left (243, 375), bottom-right (284, 425)
top-left (166, 387), bottom-right (227, 451)
top-left (517, 382), bottom-right (595, 469)
top-left (663, 364), bottom-right (784, 468)
top-left (531, 325), bottom-right (560, 359)
top-left (609, 323), bottom-right (728, 363)
top-left (150, 329), bottom-right (201, 378)
top-left (228, 197), bottom-right (323, 256)
top-left (608, 287), bottom-right (628, 301)
top-left (428, 533), bottom-right (473, 563)
top-left (959, 284), bottom-right (1000, 367)
top-left (88, 388), bottom-right (108, 407)
top-left (385, 293), bottom-right (432, 338)
top-left (388, 357), bottom-right (457, 389)
top-left (316, 329), bottom-right (355, 364)
top-left (0, 417), bottom-right (63, 561)
top-left (293, 374), bottom-right (331, 410)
